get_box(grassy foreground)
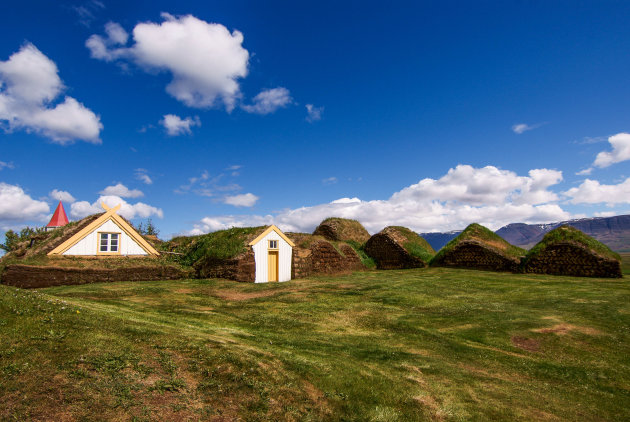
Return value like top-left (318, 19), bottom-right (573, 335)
top-left (1, 268), bottom-right (629, 421)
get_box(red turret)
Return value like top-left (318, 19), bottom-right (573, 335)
top-left (46, 201), bottom-right (69, 229)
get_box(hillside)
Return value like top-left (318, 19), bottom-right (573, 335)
top-left (1, 269), bottom-right (629, 420)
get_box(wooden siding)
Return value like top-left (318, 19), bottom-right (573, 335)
top-left (252, 230), bottom-right (292, 283)
top-left (63, 219), bottom-right (148, 256)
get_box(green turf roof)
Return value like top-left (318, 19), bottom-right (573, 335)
top-left (165, 226), bottom-right (266, 265)
top-left (431, 223), bottom-right (526, 264)
top-left (384, 226), bottom-right (435, 263)
top-left (525, 225), bottom-right (621, 261)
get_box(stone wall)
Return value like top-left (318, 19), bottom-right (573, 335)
top-left (1, 264), bottom-right (188, 289)
top-left (430, 240), bottom-right (521, 272)
top-left (194, 250), bottom-right (256, 282)
top-left (364, 232), bottom-right (426, 269)
top-left (522, 243), bottom-right (622, 278)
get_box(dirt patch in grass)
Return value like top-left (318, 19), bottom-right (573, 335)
top-left (511, 336), bottom-right (541, 352)
top-left (174, 288), bottom-right (193, 294)
top-left (532, 324), bottom-right (603, 336)
top-left (438, 323), bottom-right (477, 332)
top-left (413, 394), bottom-right (444, 420)
top-left (210, 289), bottom-right (284, 301)
top-left (302, 380), bottom-right (332, 416)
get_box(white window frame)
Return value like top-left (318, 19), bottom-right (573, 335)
top-left (98, 232), bottom-right (120, 255)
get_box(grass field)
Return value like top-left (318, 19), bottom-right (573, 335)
top-left (1, 266), bottom-right (629, 421)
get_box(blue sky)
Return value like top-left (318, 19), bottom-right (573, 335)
top-left (1, 0), bottom-right (630, 239)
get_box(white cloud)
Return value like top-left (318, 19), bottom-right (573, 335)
top-left (135, 168), bottom-right (153, 185)
top-left (70, 195), bottom-right (163, 220)
top-left (322, 176), bottom-right (337, 185)
top-left (242, 87), bottom-right (292, 114)
top-left (0, 43), bottom-right (102, 144)
top-left (512, 123), bottom-right (543, 134)
top-left (104, 21), bottom-right (128, 45)
top-left (391, 165), bottom-right (561, 206)
top-left (592, 133), bottom-right (630, 168)
top-left (160, 114), bottom-right (200, 136)
top-left (0, 161), bottom-right (14, 170)
top-left (99, 183), bottom-right (143, 198)
top-left (223, 193), bottom-right (259, 207)
top-left (306, 104), bottom-right (323, 122)
top-left (0, 182), bottom-right (49, 224)
top-left (188, 165), bottom-right (570, 234)
top-left (576, 168), bottom-right (593, 176)
top-left (87, 14), bottom-right (249, 110)
top-left (49, 189), bottom-right (76, 203)
top-left (565, 177), bottom-right (630, 205)
top-left (512, 124), bottom-right (531, 134)
top-left (72, 0), bottom-right (105, 27)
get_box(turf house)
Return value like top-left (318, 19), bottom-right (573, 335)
top-left (430, 223), bottom-right (526, 272)
top-left (521, 225), bottom-right (622, 278)
top-left (48, 203), bottom-right (159, 257)
top-left (364, 226), bottom-right (435, 269)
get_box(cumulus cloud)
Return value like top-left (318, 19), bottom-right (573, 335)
top-left (0, 182), bottom-right (49, 224)
top-left (87, 14), bottom-right (249, 110)
top-left (223, 193), bottom-right (259, 207)
top-left (322, 177), bottom-right (337, 185)
top-left (99, 183), bottom-right (143, 198)
top-left (160, 114), bottom-right (200, 136)
top-left (135, 168), bottom-right (153, 185)
top-left (391, 165), bottom-right (562, 206)
top-left (565, 177), bottom-right (630, 205)
top-left (241, 87), bottom-right (292, 114)
top-left (306, 104), bottom-right (323, 122)
top-left (0, 43), bottom-right (102, 144)
top-left (70, 195), bottom-right (163, 220)
top-left (188, 165), bottom-right (570, 235)
top-left (49, 189), bottom-right (76, 203)
top-left (592, 133), bottom-right (630, 168)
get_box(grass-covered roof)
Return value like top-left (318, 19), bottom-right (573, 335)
top-left (432, 223), bottom-right (526, 263)
top-left (382, 226), bottom-right (436, 263)
top-left (313, 217), bottom-right (371, 243)
top-left (525, 225), bottom-right (621, 261)
top-left (164, 226), bottom-right (267, 265)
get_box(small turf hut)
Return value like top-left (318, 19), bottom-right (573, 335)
top-left (167, 226), bottom-right (364, 282)
top-left (313, 217), bottom-right (371, 244)
top-left (289, 233), bottom-right (364, 277)
top-left (364, 226), bottom-right (435, 269)
top-left (521, 225), bottom-right (622, 278)
top-left (431, 223), bottom-right (526, 272)
top-left (430, 223), bottom-right (525, 272)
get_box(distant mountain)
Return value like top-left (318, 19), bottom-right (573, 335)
top-left (421, 214), bottom-right (630, 252)
top-left (420, 231), bottom-right (461, 251)
top-left (497, 215), bottom-right (630, 251)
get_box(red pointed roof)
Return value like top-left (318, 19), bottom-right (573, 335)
top-left (47, 201), bottom-right (69, 228)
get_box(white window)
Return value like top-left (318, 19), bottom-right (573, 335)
top-left (99, 233), bottom-right (119, 253)
top-left (269, 240), bottom-right (278, 249)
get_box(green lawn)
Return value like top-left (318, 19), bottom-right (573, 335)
top-left (1, 267), bottom-right (629, 421)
